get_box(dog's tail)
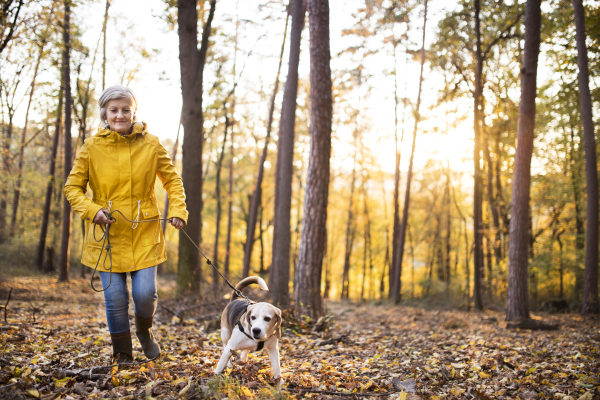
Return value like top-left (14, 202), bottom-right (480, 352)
top-left (231, 276), bottom-right (269, 301)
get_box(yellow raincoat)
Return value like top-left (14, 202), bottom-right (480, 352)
top-left (63, 122), bottom-right (188, 273)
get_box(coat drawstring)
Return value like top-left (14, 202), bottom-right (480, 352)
top-left (132, 200), bottom-right (141, 229)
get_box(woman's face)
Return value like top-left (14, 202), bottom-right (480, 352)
top-left (106, 98), bottom-right (136, 134)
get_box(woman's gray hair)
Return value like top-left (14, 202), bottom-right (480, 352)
top-left (98, 86), bottom-right (138, 125)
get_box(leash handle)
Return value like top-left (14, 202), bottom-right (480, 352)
top-left (89, 209), bottom-right (246, 302)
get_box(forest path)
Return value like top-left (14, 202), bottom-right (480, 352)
top-left (0, 275), bottom-right (598, 399)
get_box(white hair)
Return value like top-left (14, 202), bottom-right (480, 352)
top-left (98, 86), bottom-right (138, 125)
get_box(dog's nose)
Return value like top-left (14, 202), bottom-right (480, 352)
top-left (252, 327), bottom-right (261, 337)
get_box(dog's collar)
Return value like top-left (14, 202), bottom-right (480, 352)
top-left (236, 320), bottom-right (266, 351)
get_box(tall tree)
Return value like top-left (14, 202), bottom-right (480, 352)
top-left (102, 0), bottom-right (111, 91)
top-left (391, 0), bottom-right (428, 304)
top-left (572, 0), bottom-right (599, 315)
top-left (35, 79), bottom-right (64, 270)
top-left (213, 110), bottom-right (230, 288)
top-left (506, 0), bottom-right (542, 321)
top-left (242, 13), bottom-right (289, 278)
top-left (223, 101), bottom-right (236, 282)
top-left (341, 128), bottom-right (359, 300)
top-left (431, 0), bottom-right (523, 307)
top-left (10, 5), bottom-right (53, 236)
top-left (471, 0), bottom-right (485, 310)
top-left (295, 0), bottom-right (332, 319)
top-left (270, 0), bottom-right (306, 306)
top-left (176, 0), bottom-right (216, 294)
top-left (58, 0), bottom-right (73, 282)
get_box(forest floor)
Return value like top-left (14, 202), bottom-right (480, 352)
top-left (0, 274), bottom-right (598, 400)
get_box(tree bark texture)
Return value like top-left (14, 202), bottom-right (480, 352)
top-left (35, 77), bottom-right (64, 270)
top-left (341, 138), bottom-right (358, 300)
top-left (176, 0), bottom-right (216, 295)
top-left (58, 0), bottom-right (73, 282)
top-left (390, 43), bottom-right (405, 300)
top-left (270, 0), bottom-right (306, 307)
top-left (572, 0), bottom-right (599, 314)
top-left (224, 106), bottom-right (235, 281)
top-left (242, 14), bottom-right (289, 278)
top-left (392, 0), bottom-right (428, 304)
top-left (295, 0), bottom-right (332, 319)
top-left (506, 0), bottom-right (541, 321)
top-left (472, 0), bottom-right (485, 310)
top-left (213, 114), bottom-right (230, 288)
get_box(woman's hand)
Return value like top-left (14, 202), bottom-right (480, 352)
top-left (170, 217), bottom-right (184, 230)
top-left (93, 208), bottom-right (112, 225)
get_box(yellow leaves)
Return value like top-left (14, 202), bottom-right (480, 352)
top-left (360, 380), bottom-right (375, 390)
top-left (450, 388), bottom-right (466, 395)
top-left (526, 367), bottom-right (536, 376)
top-left (479, 371), bottom-right (491, 379)
top-left (240, 386), bottom-right (254, 398)
top-left (26, 389), bottom-right (39, 398)
top-left (53, 377), bottom-right (72, 388)
top-left (171, 377), bottom-right (187, 386)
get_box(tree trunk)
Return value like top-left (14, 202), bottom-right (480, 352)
top-left (392, 0), bottom-right (428, 304)
top-left (213, 113), bottom-right (230, 289)
top-left (270, 0), bottom-right (306, 307)
top-left (176, 0), bottom-right (216, 295)
top-left (506, 0), bottom-right (541, 321)
top-left (242, 14), bottom-right (289, 278)
top-left (10, 7), bottom-right (52, 236)
top-left (567, 115), bottom-right (585, 295)
top-left (445, 166), bottom-right (452, 289)
top-left (360, 170), bottom-right (372, 301)
top-left (295, 0), bottom-right (332, 319)
top-left (224, 107), bottom-right (235, 282)
top-left (483, 128), bottom-right (501, 266)
top-left (35, 79), bottom-right (64, 270)
top-left (58, 0), bottom-right (73, 283)
top-left (472, 0), bottom-right (485, 311)
top-left (162, 124), bottom-right (181, 235)
top-left (102, 0), bottom-right (110, 91)
top-left (390, 43), bottom-right (406, 300)
top-left (573, 0), bottom-right (599, 315)
top-left (557, 230), bottom-right (564, 298)
top-left (341, 134), bottom-right (359, 300)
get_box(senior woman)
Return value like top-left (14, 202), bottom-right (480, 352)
top-left (63, 86), bottom-right (188, 364)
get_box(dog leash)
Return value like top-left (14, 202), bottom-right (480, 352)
top-left (90, 209), bottom-right (250, 303)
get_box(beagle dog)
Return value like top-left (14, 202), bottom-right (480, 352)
top-left (215, 276), bottom-right (283, 381)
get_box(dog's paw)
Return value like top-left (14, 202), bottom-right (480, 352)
top-left (226, 360), bottom-right (233, 368)
top-left (273, 376), bottom-right (284, 385)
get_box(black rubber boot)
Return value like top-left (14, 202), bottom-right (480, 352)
top-left (135, 314), bottom-right (161, 359)
top-left (110, 330), bottom-right (133, 364)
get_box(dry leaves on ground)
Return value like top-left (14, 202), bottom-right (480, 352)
top-left (0, 275), bottom-right (598, 399)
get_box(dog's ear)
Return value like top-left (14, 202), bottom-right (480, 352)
top-left (245, 304), bottom-right (254, 328)
top-left (274, 307), bottom-right (282, 339)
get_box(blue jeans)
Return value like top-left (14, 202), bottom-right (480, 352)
top-left (99, 266), bottom-right (158, 334)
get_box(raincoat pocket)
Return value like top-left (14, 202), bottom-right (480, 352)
top-left (139, 199), bottom-right (161, 247)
